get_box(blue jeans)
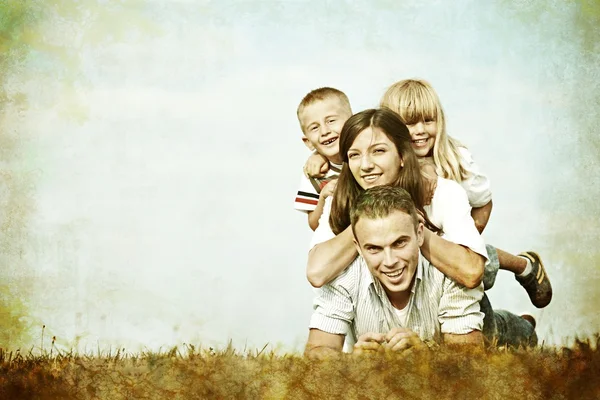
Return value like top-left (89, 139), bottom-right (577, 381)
top-left (483, 244), bottom-right (500, 290)
top-left (480, 245), bottom-right (537, 347)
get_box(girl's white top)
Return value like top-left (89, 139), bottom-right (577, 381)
top-left (424, 177), bottom-right (489, 263)
top-left (310, 177), bottom-right (489, 264)
top-left (458, 147), bottom-right (492, 208)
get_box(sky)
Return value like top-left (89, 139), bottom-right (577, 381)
top-left (1, 0), bottom-right (599, 353)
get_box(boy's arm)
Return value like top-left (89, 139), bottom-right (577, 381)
top-left (304, 152), bottom-right (330, 178)
top-left (307, 179), bottom-right (337, 231)
top-left (470, 200), bottom-right (493, 234)
top-left (307, 211), bottom-right (321, 231)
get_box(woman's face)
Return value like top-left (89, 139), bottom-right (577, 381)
top-left (347, 126), bottom-right (404, 190)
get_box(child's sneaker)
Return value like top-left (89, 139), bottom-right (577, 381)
top-left (515, 251), bottom-right (552, 308)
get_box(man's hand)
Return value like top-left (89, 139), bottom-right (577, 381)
top-left (304, 153), bottom-right (330, 178)
top-left (353, 332), bottom-right (386, 355)
top-left (384, 327), bottom-right (425, 352)
top-left (320, 179), bottom-right (337, 200)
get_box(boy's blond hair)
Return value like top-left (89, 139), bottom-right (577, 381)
top-left (297, 87), bottom-right (352, 132)
top-left (380, 79), bottom-right (469, 182)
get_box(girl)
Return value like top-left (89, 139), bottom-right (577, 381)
top-left (379, 79), bottom-right (551, 308)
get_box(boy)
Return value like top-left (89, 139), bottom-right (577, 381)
top-left (293, 87), bottom-right (353, 230)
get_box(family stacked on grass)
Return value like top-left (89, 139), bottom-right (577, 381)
top-left (292, 80), bottom-right (552, 357)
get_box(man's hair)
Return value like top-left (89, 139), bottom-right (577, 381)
top-left (350, 185), bottom-right (420, 238)
top-left (296, 87), bottom-right (352, 127)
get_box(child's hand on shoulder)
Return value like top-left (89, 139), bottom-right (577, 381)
top-left (304, 153), bottom-right (330, 178)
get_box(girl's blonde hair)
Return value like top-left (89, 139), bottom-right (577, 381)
top-left (380, 79), bottom-right (469, 182)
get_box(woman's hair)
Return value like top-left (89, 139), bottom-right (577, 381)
top-left (329, 108), bottom-right (439, 235)
top-left (380, 79), bottom-right (469, 182)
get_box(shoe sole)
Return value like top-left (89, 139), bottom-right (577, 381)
top-left (518, 251), bottom-right (552, 308)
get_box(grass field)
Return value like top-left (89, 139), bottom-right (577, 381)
top-left (1, 337), bottom-right (599, 400)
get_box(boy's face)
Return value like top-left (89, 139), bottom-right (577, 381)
top-left (299, 97), bottom-right (350, 163)
top-left (353, 210), bottom-right (423, 300)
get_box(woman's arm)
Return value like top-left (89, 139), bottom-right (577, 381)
top-left (307, 226), bottom-right (357, 287)
top-left (422, 179), bottom-right (488, 288)
top-left (420, 230), bottom-right (485, 288)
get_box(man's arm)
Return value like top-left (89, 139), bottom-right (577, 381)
top-left (438, 269), bottom-right (485, 341)
top-left (306, 260), bottom-right (358, 356)
top-left (443, 330), bottom-right (484, 346)
top-left (304, 329), bottom-right (345, 358)
top-left (470, 200), bottom-right (493, 234)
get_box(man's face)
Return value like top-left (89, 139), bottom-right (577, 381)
top-left (299, 97), bottom-right (351, 163)
top-left (353, 210), bottom-right (423, 297)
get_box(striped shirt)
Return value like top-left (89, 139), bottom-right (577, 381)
top-left (294, 162), bottom-right (342, 212)
top-left (309, 254), bottom-right (484, 344)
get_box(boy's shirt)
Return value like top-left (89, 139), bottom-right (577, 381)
top-left (293, 162), bottom-right (342, 212)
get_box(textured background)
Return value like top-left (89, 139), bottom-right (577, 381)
top-left (0, 0), bottom-right (598, 354)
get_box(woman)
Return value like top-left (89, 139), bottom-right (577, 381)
top-left (307, 108), bottom-right (486, 290)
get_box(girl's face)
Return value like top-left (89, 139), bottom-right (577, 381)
top-left (347, 127), bottom-right (404, 190)
top-left (405, 120), bottom-right (437, 158)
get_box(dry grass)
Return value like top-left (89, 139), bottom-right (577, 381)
top-left (1, 337), bottom-right (600, 400)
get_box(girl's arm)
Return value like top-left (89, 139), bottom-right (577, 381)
top-left (470, 200), bottom-right (493, 234)
top-left (457, 147), bottom-right (493, 228)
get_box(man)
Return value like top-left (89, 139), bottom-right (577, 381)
top-left (305, 185), bottom-right (536, 357)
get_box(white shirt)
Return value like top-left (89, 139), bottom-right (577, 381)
top-left (458, 147), bottom-right (492, 208)
top-left (310, 182), bottom-right (488, 264)
top-left (293, 162), bottom-right (342, 212)
top-left (394, 302), bottom-right (410, 327)
top-left (424, 177), bottom-right (489, 263)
